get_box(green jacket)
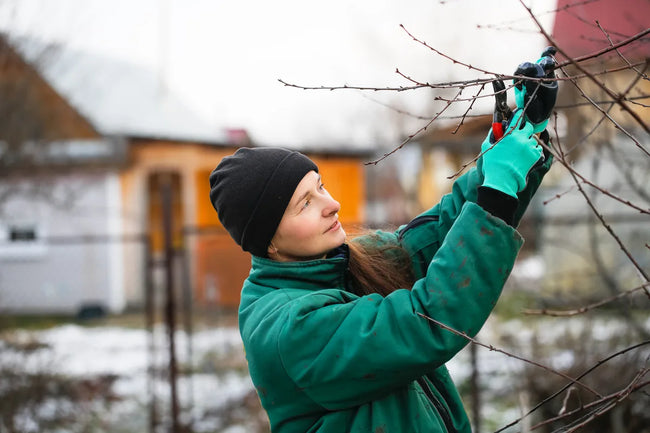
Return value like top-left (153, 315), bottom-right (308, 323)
top-left (239, 160), bottom-right (551, 433)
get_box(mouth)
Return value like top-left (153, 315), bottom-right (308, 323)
top-left (326, 220), bottom-right (341, 233)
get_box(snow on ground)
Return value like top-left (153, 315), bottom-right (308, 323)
top-left (26, 324), bottom-right (243, 376)
top-left (2, 323), bottom-right (256, 432)
top-left (3, 311), bottom-right (648, 432)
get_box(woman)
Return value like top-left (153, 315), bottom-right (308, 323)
top-left (209, 106), bottom-right (553, 431)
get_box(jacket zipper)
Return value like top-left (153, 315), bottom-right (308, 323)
top-left (416, 377), bottom-right (457, 433)
top-left (398, 215), bottom-right (439, 241)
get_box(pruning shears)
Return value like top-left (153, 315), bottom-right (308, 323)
top-left (491, 78), bottom-right (512, 141)
top-left (490, 46), bottom-right (558, 142)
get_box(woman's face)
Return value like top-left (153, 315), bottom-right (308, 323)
top-left (268, 170), bottom-right (346, 261)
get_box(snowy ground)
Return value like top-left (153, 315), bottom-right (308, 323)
top-left (2, 308), bottom-right (648, 433)
top-left (1, 322), bottom-right (261, 432)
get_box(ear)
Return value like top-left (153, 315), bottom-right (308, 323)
top-left (267, 242), bottom-right (278, 257)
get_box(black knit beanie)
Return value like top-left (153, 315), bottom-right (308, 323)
top-left (209, 147), bottom-right (318, 257)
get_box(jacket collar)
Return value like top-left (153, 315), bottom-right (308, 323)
top-left (248, 244), bottom-right (349, 291)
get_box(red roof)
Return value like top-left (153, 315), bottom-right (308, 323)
top-left (552, 0), bottom-right (650, 60)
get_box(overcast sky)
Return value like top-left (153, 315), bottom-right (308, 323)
top-left (0, 0), bottom-right (556, 148)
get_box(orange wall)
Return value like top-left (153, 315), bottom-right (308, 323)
top-left (122, 141), bottom-right (236, 230)
top-left (196, 167), bottom-right (221, 228)
top-left (118, 141), bottom-right (237, 305)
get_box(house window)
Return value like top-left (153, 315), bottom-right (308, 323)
top-left (0, 223), bottom-right (47, 260)
top-left (10, 226), bottom-right (37, 242)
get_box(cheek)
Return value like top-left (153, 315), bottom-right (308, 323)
top-left (288, 215), bottom-right (320, 241)
top-left (276, 213), bottom-right (319, 245)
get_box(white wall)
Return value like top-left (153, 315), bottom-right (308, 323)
top-left (0, 170), bottom-right (125, 314)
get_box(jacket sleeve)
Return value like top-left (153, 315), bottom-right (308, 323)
top-left (400, 154), bottom-right (552, 279)
top-left (277, 202), bottom-right (523, 410)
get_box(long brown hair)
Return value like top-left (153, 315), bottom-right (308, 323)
top-left (347, 233), bottom-right (415, 297)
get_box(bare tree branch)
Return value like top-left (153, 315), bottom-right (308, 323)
top-left (365, 87), bottom-right (464, 165)
top-left (415, 312), bottom-right (603, 398)
top-left (533, 370), bottom-right (649, 432)
top-left (556, 62), bottom-right (650, 157)
top-left (541, 140), bottom-right (650, 215)
top-left (452, 83), bottom-right (486, 134)
top-left (494, 341), bottom-right (650, 433)
top-left (566, 62), bottom-right (648, 155)
top-left (555, 27), bottom-right (650, 69)
top-left (551, 126), bottom-right (650, 294)
top-left (523, 283), bottom-right (650, 316)
top-left (595, 20), bottom-right (649, 81)
top-left (477, 0), bottom-right (602, 33)
top-left (519, 0), bottom-right (650, 135)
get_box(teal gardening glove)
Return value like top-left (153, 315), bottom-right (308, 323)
top-left (481, 109), bottom-right (544, 198)
top-left (513, 47), bottom-right (558, 133)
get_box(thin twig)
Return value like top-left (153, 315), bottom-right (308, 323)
top-left (595, 20), bottom-right (648, 80)
top-left (602, 140), bottom-right (650, 206)
top-left (567, 63), bottom-right (647, 154)
top-left (557, 92), bottom-right (649, 109)
top-left (477, 0), bottom-right (601, 32)
top-left (279, 61), bottom-right (645, 96)
top-left (495, 341), bottom-right (650, 433)
top-left (562, 8), bottom-right (639, 42)
top-left (536, 369), bottom-right (649, 432)
top-left (564, 25), bottom-right (650, 154)
top-left (556, 27), bottom-right (650, 69)
top-left (556, 62), bottom-right (650, 158)
top-left (415, 312), bottom-right (603, 398)
top-left (519, 0), bottom-right (650, 135)
top-left (543, 184), bottom-right (580, 206)
top-left (523, 283), bottom-right (650, 316)
top-left (277, 78), bottom-right (426, 92)
top-left (452, 83), bottom-right (486, 134)
top-left (365, 87), bottom-right (464, 165)
top-left (543, 144), bottom-right (650, 215)
top-left (399, 24), bottom-right (495, 76)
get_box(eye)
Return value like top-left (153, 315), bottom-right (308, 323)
top-left (319, 183), bottom-right (325, 191)
top-left (302, 198), bottom-right (311, 209)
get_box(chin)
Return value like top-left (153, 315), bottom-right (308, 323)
top-left (332, 227), bottom-right (346, 245)
top-left (312, 233), bottom-right (345, 258)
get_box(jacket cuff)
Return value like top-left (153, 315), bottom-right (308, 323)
top-left (477, 186), bottom-right (519, 226)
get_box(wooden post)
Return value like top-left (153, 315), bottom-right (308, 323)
top-left (144, 233), bottom-right (158, 433)
top-left (180, 247), bottom-right (195, 424)
top-left (161, 175), bottom-right (180, 433)
top-left (470, 343), bottom-right (481, 433)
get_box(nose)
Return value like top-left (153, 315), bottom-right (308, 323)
top-left (322, 195), bottom-right (341, 217)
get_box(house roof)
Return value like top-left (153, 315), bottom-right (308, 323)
top-left (12, 36), bottom-right (230, 145)
top-left (8, 36), bottom-right (374, 158)
top-left (552, 0), bottom-right (650, 60)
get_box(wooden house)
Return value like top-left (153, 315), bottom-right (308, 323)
top-left (0, 36), bottom-right (368, 314)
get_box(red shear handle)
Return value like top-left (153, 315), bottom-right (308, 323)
top-left (492, 122), bottom-right (504, 141)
